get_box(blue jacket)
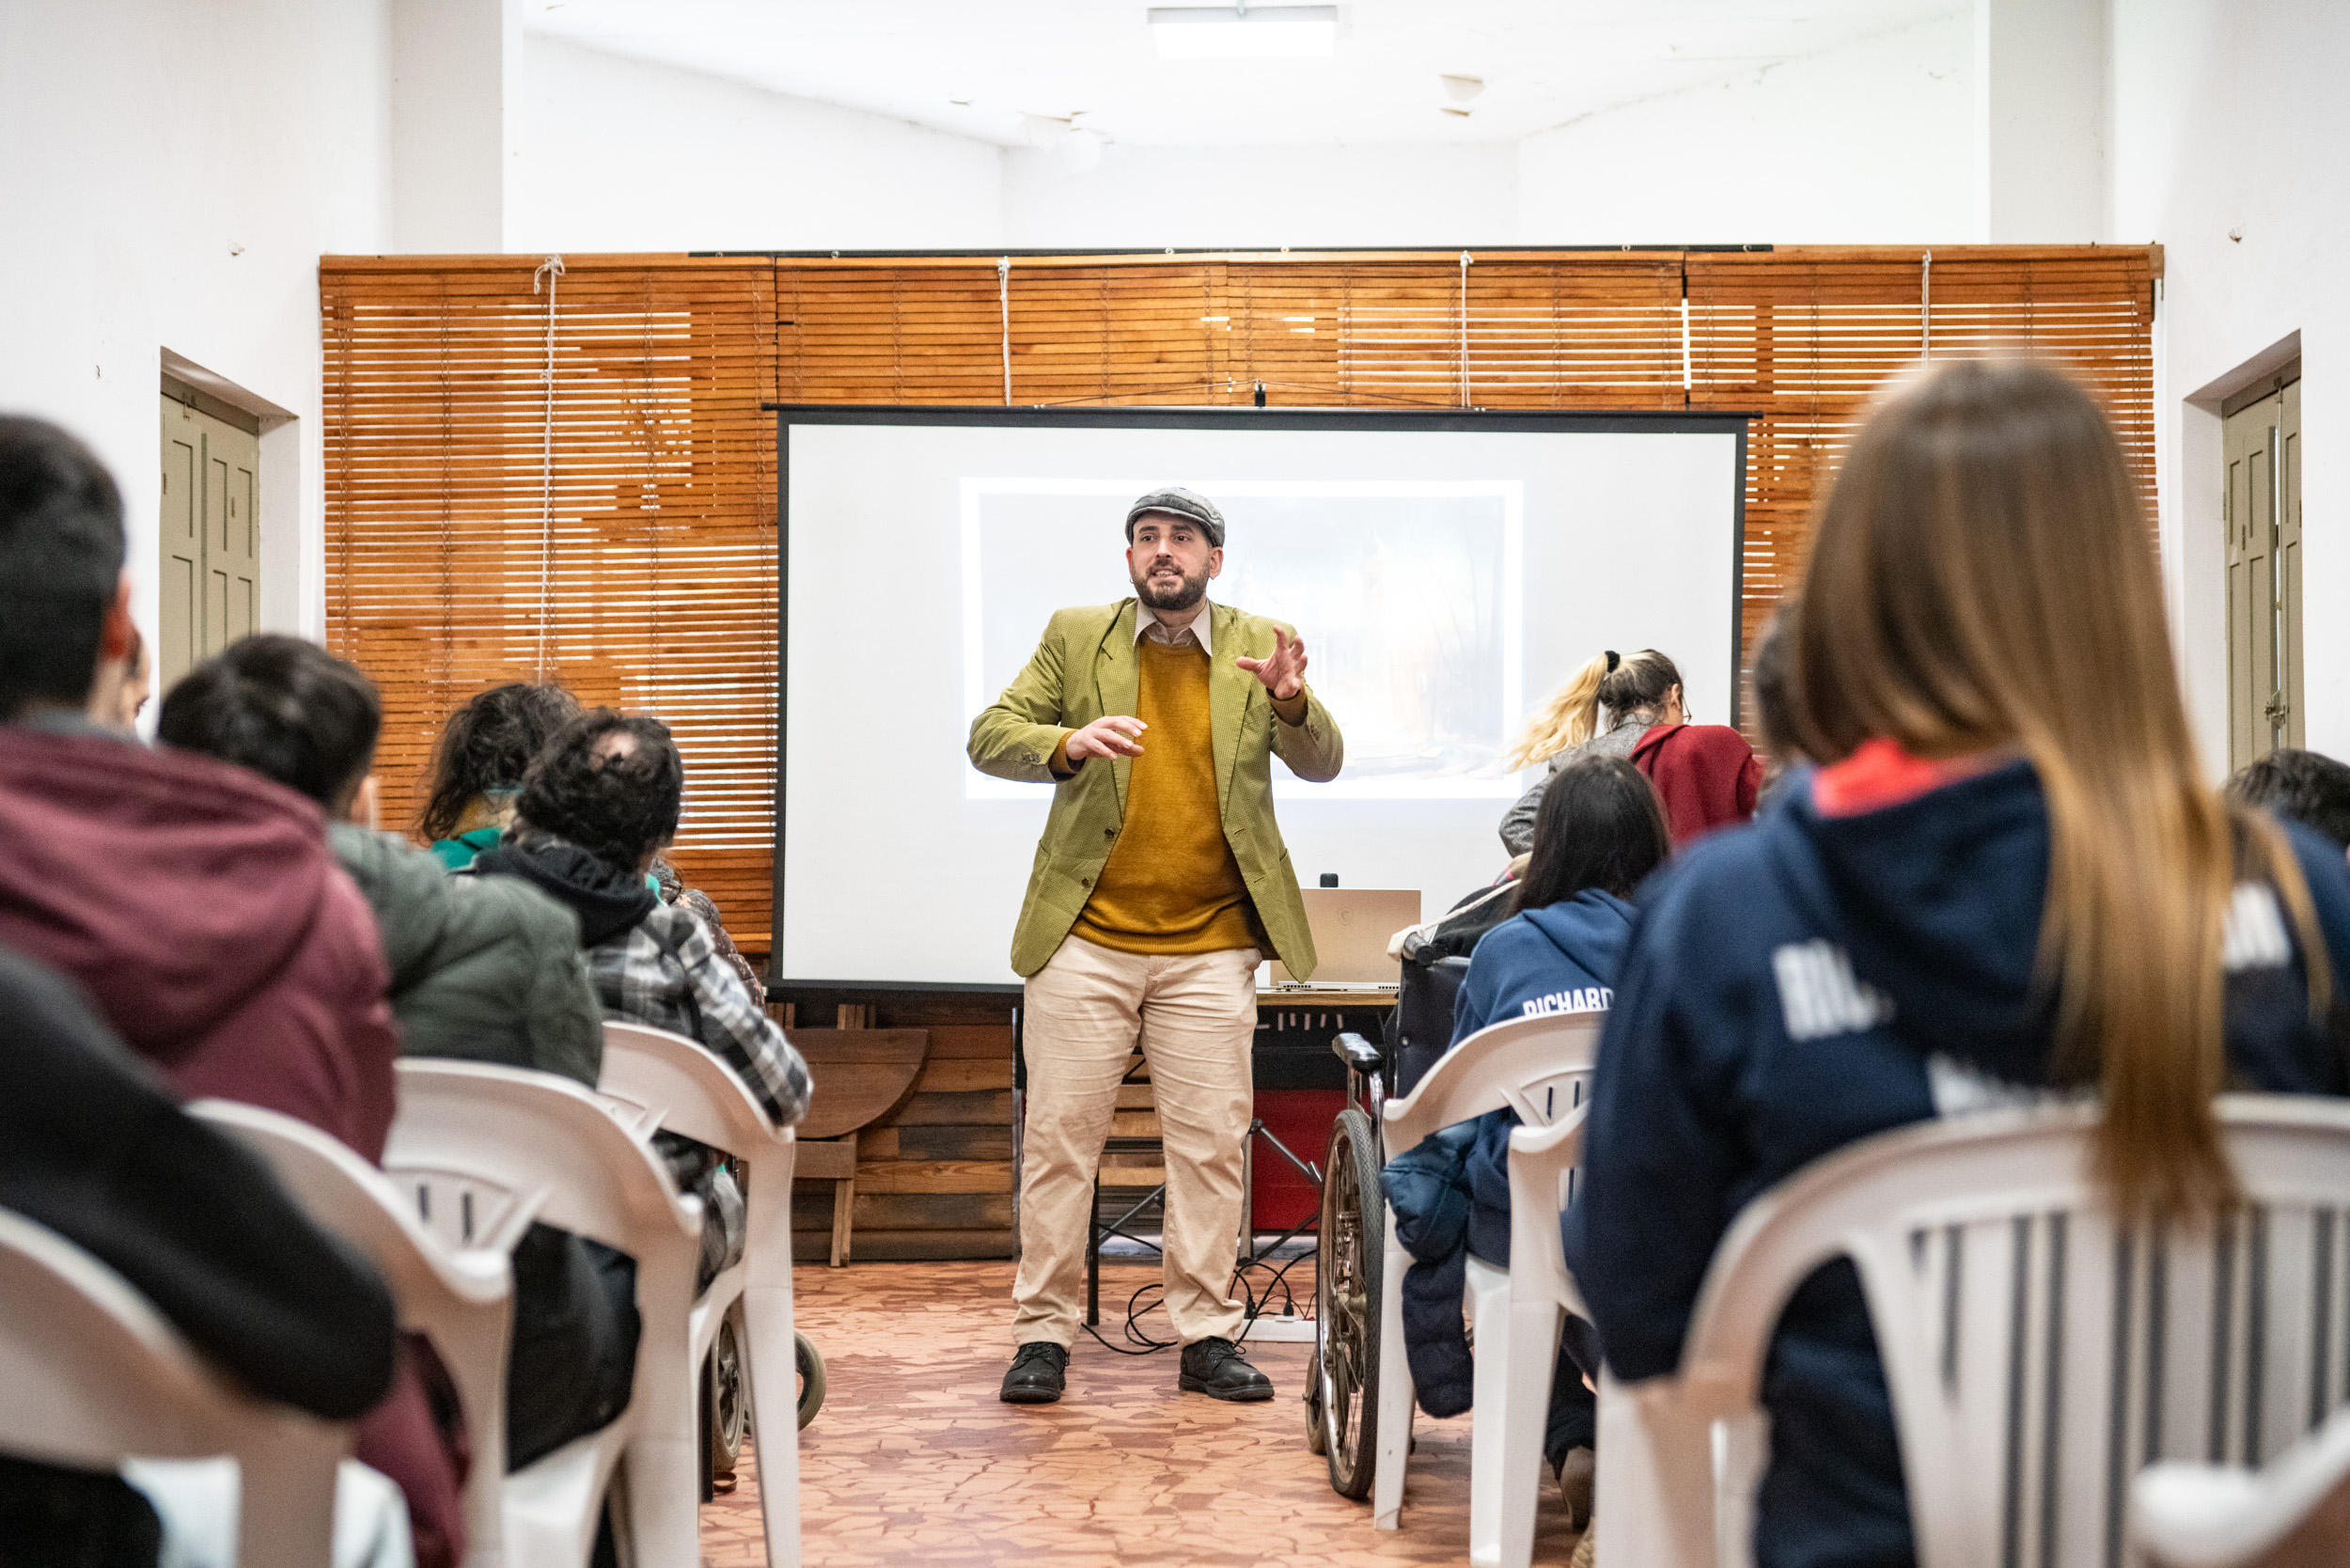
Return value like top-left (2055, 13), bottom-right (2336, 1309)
top-left (1383, 890), bottom-right (1634, 1421)
top-left (1567, 760), bottom-right (2350, 1568)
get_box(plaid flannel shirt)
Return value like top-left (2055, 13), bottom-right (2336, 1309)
top-left (588, 902), bottom-right (808, 1127)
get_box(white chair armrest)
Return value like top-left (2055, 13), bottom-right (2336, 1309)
top-left (2131, 1403), bottom-right (2350, 1568)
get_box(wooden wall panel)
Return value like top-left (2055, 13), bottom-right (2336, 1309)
top-left (323, 246), bottom-right (2157, 953)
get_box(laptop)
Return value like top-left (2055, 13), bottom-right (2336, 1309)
top-left (1268, 887), bottom-right (1422, 988)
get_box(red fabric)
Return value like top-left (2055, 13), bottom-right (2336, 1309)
top-left (1812, 736), bottom-right (2013, 819)
top-left (354, 1338), bottom-right (469, 1568)
top-left (1629, 723), bottom-right (1763, 845)
top-left (0, 726), bottom-right (462, 1567)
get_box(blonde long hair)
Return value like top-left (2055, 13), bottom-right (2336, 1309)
top-left (1793, 357), bottom-right (2325, 1223)
top-left (1506, 648), bottom-right (1683, 770)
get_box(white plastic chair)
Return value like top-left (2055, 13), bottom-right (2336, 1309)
top-left (1592, 1094), bottom-right (2350, 1568)
top-left (2132, 1392), bottom-right (2350, 1566)
top-left (598, 1020), bottom-right (804, 1568)
top-left (189, 1099), bottom-right (515, 1568)
top-left (0, 1206), bottom-right (351, 1568)
top-left (384, 1058), bottom-right (703, 1568)
top-left (1373, 1011), bottom-right (1605, 1565)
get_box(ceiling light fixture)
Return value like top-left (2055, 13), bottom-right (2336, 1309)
top-left (1149, 4), bottom-right (1338, 60)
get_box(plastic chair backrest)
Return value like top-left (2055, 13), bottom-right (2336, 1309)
top-left (1381, 1011), bottom-right (1604, 1159)
top-left (0, 1206), bottom-right (347, 1568)
top-left (190, 1099), bottom-right (514, 1563)
top-left (1673, 1095), bottom-right (2350, 1568)
top-left (384, 1058), bottom-right (699, 1260)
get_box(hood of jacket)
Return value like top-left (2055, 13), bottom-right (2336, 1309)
top-left (1516, 890), bottom-right (1637, 980)
top-left (1779, 755), bottom-right (2054, 1082)
top-left (472, 833), bottom-right (657, 947)
top-left (0, 726), bottom-right (342, 1053)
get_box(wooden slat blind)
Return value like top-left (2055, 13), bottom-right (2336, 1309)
top-left (321, 256), bottom-right (779, 938)
top-left (322, 245), bottom-right (2154, 954)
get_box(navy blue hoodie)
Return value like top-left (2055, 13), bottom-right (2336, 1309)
top-left (1453, 891), bottom-right (1634, 1262)
top-left (1568, 760), bottom-right (2350, 1568)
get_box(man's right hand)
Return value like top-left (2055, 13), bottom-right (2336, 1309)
top-left (1064, 714), bottom-right (1148, 762)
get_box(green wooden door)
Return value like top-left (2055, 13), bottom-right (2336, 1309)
top-left (2225, 381), bottom-right (2304, 768)
top-left (159, 392), bottom-right (260, 691)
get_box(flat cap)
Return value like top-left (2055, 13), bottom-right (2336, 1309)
top-left (1125, 486), bottom-right (1225, 547)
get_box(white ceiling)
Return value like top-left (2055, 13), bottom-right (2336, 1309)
top-left (525, 1), bottom-right (1963, 149)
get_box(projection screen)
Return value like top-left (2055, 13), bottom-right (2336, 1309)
top-left (775, 407), bottom-right (1747, 985)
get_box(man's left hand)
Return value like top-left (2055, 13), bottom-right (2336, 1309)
top-left (1236, 627), bottom-right (1308, 701)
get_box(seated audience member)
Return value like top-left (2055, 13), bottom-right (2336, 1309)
top-left (1570, 359), bottom-right (2350, 1568)
top-left (652, 856), bottom-right (767, 1007)
top-left (1747, 599), bottom-right (1808, 811)
top-left (0, 942), bottom-right (400, 1565)
top-left (0, 416), bottom-right (463, 1568)
top-left (2226, 746), bottom-right (2350, 853)
top-left (1386, 756), bottom-right (1671, 1529)
top-left (416, 681), bottom-right (583, 870)
top-left (473, 709), bottom-right (808, 1128)
top-left (156, 635), bottom-right (642, 1473)
top-left (157, 635), bottom-right (605, 1086)
top-left (1499, 648), bottom-right (1680, 855)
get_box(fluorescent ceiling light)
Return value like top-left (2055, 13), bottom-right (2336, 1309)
top-left (1149, 6), bottom-right (1338, 60)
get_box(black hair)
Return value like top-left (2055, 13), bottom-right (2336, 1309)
top-left (416, 682), bottom-right (583, 840)
top-left (1598, 648), bottom-right (1684, 726)
top-left (1749, 600), bottom-right (1804, 760)
top-left (514, 709), bottom-right (684, 870)
top-left (0, 416), bottom-right (126, 719)
top-left (1513, 756), bottom-right (1672, 911)
top-left (156, 635), bottom-right (383, 811)
top-left (2226, 748), bottom-right (2350, 850)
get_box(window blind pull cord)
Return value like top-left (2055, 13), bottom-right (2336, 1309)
top-left (1920, 250), bottom-right (1933, 362)
top-left (532, 253), bottom-right (566, 679)
top-left (998, 256), bottom-right (1012, 407)
top-left (1458, 249), bottom-right (1475, 409)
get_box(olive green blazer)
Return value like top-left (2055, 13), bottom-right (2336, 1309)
top-left (967, 599), bottom-right (1344, 979)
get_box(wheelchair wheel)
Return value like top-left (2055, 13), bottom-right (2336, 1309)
top-left (795, 1330), bottom-right (827, 1430)
top-left (1315, 1106), bottom-right (1384, 1499)
top-left (708, 1309), bottom-right (746, 1493)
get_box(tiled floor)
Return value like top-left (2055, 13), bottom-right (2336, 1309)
top-left (699, 1259), bottom-right (1587, 1566)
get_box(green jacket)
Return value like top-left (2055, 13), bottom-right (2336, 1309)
top-left (967, 599), bottom-right (1344, 979)
top-left (330, 823), bottom-right (605, 1086)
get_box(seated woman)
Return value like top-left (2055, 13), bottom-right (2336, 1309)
top-left (1570, 358), bottom-right (2350, 1568)
top-left (416, 682), bottom-right (581, 870)
top-left (1500, 649), bottom-right (1760, 855)
top-left (1386, 755), bottom-right (1670, 1527)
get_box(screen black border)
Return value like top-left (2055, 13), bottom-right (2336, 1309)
top-left (766, 402), bottom-right (1752, 983)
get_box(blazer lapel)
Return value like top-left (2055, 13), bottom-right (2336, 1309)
top-left (1094, 600), bottom-right (1140, 816)
top-left (1207, 601), bottom-right (1250, 823)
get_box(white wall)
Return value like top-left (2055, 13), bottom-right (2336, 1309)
top-left (1002, 142), bottom-right (1519, 249)
top-left (1976, 0), bottom-right (2107, 241)
top-left (508, 36), bottom-right (1004, 253)
top-left (1516, 12), bottom-right (1974, 244)
top-left (0, 0), bottom-right (393, 654)
top-left (392, 0), bottom-right (519, 251)
top-left (2112, 0), bottom-right (2350, 771)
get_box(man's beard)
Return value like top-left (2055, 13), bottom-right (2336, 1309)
top-left (1133, 563), bottom-right (1208, 612)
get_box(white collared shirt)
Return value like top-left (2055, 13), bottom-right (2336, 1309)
top-left (1135, 597), bottom-right (1214, 655)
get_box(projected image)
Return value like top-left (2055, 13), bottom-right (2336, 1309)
top-left (964, 478), bottom-right (1522, 799)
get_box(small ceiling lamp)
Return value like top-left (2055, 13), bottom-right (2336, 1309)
top-left (1149, 3), bottom-right (1339, 60)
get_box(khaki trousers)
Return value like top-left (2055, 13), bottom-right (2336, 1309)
top-left (1013, 936), bottom-right (1259, 1348)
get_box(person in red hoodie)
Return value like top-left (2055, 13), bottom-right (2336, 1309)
top-left (0, 416), bottom-right (464, 1568)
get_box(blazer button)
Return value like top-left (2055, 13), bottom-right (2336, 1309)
top-left (1081, 877), bottom-right (1092, 887)
top-left (1104, 827), bottom-right (1115, 838)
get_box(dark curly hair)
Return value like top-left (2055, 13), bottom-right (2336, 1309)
top-left (513, 709), bottom-right (684, 870)
top-left (157, 635), bottom-right (382, 811)
top-left (416, 682), bottom-right (582, 841)
top-left (2227, 748), bottom-right (2350, 850)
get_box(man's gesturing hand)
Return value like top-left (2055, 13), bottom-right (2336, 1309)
top-left (1235, 627), bottom-right (1308, 701)
top-left (1064, 713), bottom-right (1148, 762)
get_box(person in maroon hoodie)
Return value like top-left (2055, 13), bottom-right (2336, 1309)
top-left (0, 416), bottom-right (464, 1568)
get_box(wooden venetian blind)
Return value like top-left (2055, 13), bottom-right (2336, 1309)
top-left (323, 245), bottom-right (2155, 950)
top-left (321, 255), bottom-right (778, 941)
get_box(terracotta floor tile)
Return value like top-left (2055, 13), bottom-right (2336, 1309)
top-left (699, 1260), bottom-right (1586, 1565)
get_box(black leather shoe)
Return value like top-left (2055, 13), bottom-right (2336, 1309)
top-left (1178, 1336), bottom-right (1274, 1402)
top-left (999, 1341), bottom-right (1068, 1403)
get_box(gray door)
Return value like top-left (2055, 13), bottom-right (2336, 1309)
top-left (2225, 378), bottom-right (2302, 768)
top-left (158, 392), bottom-right (260, 690)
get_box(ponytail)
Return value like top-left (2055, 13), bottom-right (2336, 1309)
top-left (1506, 652), bottom-right (1610, 770)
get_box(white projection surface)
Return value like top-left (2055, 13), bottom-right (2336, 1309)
top-left (781, 416), bottom-right (1742, 984)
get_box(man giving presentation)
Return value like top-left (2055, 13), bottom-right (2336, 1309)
top-left (968, 486), bottom-right (1344, 1405)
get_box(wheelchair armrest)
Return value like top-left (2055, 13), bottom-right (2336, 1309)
top-left (1331, 1031), bottom-right (1385, 1074)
